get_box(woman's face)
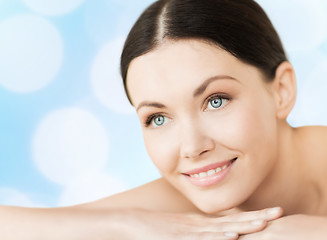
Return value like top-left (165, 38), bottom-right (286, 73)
top-left (127, 40), bottom-right (279, 213)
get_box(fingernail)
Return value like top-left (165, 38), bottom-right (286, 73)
top-left (251, 220), bottom-right (264, 225)
top-left (224, 232), bottom-right (238, 237)
top-left (267, 207), bottom-right (280, 215)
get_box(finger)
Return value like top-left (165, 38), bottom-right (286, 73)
top-left (180, 231), bottom-right (238, 240)
top-left (197, 219), bottom-right (267, 235)
top-left (217, 207), bottom-right (283, 222)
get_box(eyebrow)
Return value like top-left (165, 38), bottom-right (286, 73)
top-left (136, 75), bottom-right (238, 112)
top-left (193, 75), bottom-right (239, 97)
top-left (136, 101), bottom-right (167, 112)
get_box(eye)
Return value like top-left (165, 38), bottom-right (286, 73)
top-left (153, 115), bottom-right (165, 126)
top-left (145, 114), bottom-right (171, 127)
top-left (210, 98), bottom-right (222, 108)
top-left (205, 95), bottom-right (229, 111)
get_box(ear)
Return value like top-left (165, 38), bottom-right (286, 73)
top-left (272, 61), bottom-right (297, 120)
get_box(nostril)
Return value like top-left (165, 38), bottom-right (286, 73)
top-left (200, 149), bottom-right (210, 156)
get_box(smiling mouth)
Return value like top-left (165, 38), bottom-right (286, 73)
top-left (182, 158), bottom-right (237, 178)
top-left (182, 158), bottom-right (237, 187)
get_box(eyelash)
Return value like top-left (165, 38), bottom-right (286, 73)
top-left (145, 113), bottom-right (165, 127)
top-left (204, 93), bottom-right (231, 111)
top-left (144, 93), bottom-right (231, 127)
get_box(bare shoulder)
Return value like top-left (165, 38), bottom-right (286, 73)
top-left (295, 125), bottom-right (327, 148)
top-left (295, 126), bottom-right (327, 164)
top-left (75, 178), bottom-right (199, 213)
top-left (295, 126), bottom-right (327, 188)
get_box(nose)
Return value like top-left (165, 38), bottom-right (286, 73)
top-left (179, 120), bottom-right (215, 160)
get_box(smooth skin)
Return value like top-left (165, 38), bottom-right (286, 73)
top-left (1, 39), bottom-right (327, 239)
top-left (123, 39), bottom-right (327, 238)
top-left (0, 201), bottom-right (282, 239)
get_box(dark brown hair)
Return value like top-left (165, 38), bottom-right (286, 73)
top-left (121, 0), bottom-right (287, 102)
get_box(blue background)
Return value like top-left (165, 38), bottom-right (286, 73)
top-left (0, 0), bottom-right (327, 207)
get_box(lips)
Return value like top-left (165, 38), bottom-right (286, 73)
top-left (182, 158), bottom-right (237, 187)
top-left (182, 158), bottom-right (237, 176)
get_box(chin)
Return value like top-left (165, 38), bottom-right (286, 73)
top-left (190, 191), bottom-right (250, 215)
top-left (191, 199), bottom-right (235, 215)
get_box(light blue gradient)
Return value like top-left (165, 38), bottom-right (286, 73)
top-left (0, 0), bottom-right (326, 207)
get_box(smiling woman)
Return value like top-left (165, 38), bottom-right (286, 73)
top-left (1, 0), bottom-right (327, 239)
top-left (127, 40), bottom-right (283, 215)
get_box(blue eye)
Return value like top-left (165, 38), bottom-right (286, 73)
top-left (206, 95), bottom-right (229, 111)
top-left (153, 115), bottom-right (165, 126)
top-left (209, 97), bottom-right (223, 108)
top-left (145, 114), bottom-right (170, 127)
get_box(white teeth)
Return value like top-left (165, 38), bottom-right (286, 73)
top-left (199, 172), bottom-right (207, 177)
top-left (189, 162), bottom-right (230, 178)
top-left (208, 169), bottom-right (216, 176)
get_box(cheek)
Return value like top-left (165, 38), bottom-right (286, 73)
top-left (209, 101), bottom-right (277, 154)
top-left (143, 129), bottom-right (179, 174)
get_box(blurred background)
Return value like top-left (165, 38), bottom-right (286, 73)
top-left (0, 0), bottom-right (327, 208)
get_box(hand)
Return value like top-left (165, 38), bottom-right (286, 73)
top-left (115, 207), bottom-right (283, 240)
top-left (239, 214), bottom-right (327, 240)
top-left (0, 205), bottom-right (282, 239)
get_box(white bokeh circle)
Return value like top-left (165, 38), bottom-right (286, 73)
top-left (58, 172), bottom-right (128, 206)
top-left (256, 0), bottom-right (327, 53)
top-left (32, 108), bottom-right (110, 185)
top-left (0, 187), bottom-right (40, 207)
top-left (0, 14), bottom-right (63, 93)
top-left (91, 37), bottom-right (135, 114)
top-left (23, 0), bottom-right (85, 16)
top-left (105, 0), bottom-right (154, 8)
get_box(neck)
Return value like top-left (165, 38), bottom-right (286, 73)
top-left (238, 122), bottom-right (320, 215)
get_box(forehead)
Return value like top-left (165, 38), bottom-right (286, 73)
top-left (126, 40), bottom-right (264, 105)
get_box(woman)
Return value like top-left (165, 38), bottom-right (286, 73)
top-left (1, 0), bottom-right (327, 239)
